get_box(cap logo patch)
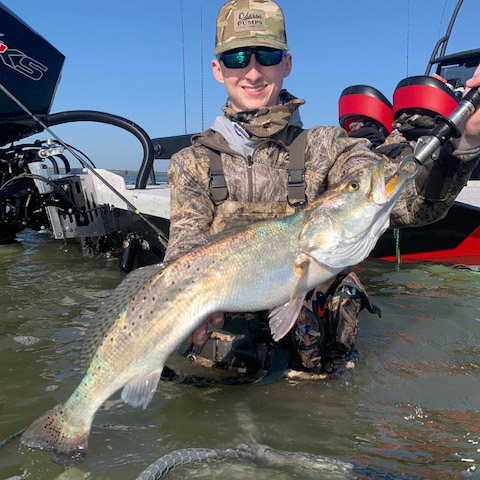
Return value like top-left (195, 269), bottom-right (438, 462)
top-left (234, 9), bottom-right (266, 32)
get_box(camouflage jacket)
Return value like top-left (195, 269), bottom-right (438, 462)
top-left (165, 124), bottom-right (479, 261)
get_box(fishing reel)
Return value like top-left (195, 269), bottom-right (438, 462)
top-left (398, 87), bottom-right (480, 178)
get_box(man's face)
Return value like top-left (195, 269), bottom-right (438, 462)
top-left (212, 50), bottom-right (292, 112)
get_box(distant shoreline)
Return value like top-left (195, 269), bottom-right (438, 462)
top-left (47, 168), bottom-right (168, 175)
top-left (109, 169), bottom-right (168, 174)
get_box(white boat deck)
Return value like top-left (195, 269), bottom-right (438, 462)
top-left (88, 169), bottom-right (171, 219)
top-left (456, 180), bottom-right (480, 209)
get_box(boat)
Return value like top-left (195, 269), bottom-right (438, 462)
top-left (0, 1), bottom-right (479, 271)
top-left (0, 3), bottom-right (172, 271)
top-left (371, 0), bottom-right (480, 265)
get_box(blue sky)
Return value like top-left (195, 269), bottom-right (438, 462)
top-left (2, 0), bottom-right (478, 171)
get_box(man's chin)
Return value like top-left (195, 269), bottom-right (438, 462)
top-left (237, 97), bottom-right (271, 112)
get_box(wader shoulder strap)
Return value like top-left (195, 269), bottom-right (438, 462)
top-left (287, 129), bottom-right (308, 208)
top-left (206, 149), bottom-right (228, 203)
top-left (206, 128), bottom-right (309, 205)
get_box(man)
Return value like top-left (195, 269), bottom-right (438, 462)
top-left (164, 0), bottom-right (480, 378)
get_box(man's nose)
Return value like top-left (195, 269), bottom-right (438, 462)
top-left (243, 54), bottom-right (263, 81)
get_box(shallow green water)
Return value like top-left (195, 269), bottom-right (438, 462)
top-left (1, 229), bottom-right (480, 479)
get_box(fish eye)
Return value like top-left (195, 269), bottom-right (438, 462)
top-left (348, 181), bottom-right (360, 192)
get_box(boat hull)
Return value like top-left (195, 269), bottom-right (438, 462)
top-left (371, 201), bottom-right (480, 265)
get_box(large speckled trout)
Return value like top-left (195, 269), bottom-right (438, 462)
top-left (21, 162), bottom-right (407, 462)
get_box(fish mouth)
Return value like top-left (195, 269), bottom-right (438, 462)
top-left (367, 162), bottom-right (387, 204)
top-left (385, 165), bottom-right (409, 199)
top-left (368, 161), bottom-right (408, 204)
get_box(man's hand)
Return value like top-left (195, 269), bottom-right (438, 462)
top-left (457, 64), bottom-right (480, 150)
top-left (181, 312), bottom-right (225, 350)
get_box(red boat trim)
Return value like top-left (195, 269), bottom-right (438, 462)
top-left (393, 84), bottom-right (458, 118)
top-left (377, 226), bottom-right (480, 265)
top-left (339, 94), bottom-right (393, 134)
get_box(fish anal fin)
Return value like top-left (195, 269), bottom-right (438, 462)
top-left (121, 369), bottom-right (163, 409)
top-left (268, 293), bottom-right (307, 342)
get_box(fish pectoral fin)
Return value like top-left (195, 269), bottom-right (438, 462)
top-left (268, 292), bottom-right (307, 342)
top-left (291, 255), bottom-right (310, 299)
top-left (121, 369), bottom-right (163, 409)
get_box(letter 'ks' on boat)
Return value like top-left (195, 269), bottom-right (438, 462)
top-left (20, 162), bottom-right (408, 463)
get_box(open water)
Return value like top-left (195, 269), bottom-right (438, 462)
top-left (1, 227), bottom-right (480, 480)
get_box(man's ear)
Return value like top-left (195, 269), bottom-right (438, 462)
top-left (284, 54), bottom-right (292, 78)
top-left (212, 59), bottom-right (225, 84)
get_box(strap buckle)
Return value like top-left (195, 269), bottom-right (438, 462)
top-left (287, 168), bottom-right (306, 208)
top-left (209, 169), bottom-right (228, 202)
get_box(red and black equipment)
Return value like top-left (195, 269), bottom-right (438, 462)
top-left (393, 75), bottom-right (458, 120)
top-left (338, 85), bottom-right (393, 136)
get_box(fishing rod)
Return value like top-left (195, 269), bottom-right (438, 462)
top-left (0, 82), bottom-right (169, 249)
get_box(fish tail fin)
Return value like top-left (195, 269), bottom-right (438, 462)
top-left (20, 404), bottom-right (88, 464)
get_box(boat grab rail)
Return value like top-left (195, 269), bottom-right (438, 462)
top-left (46, 110), bottom-right (155, 189)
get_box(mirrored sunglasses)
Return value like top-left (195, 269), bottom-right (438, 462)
top-left (217, 47), bottom-right (285, 69)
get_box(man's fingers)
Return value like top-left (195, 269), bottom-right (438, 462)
top-left (210, 312), bottom-right (225, 328)
top-left (466, 64), bottom-right (480, 87)
top-left (181, 313), bottom-right (225, 350)
top-left (460, 64), bottom-right (480, 141)
top-left (192, 323), bottom-right (209, 346)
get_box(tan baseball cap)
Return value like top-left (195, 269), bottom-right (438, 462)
top-left (214, 0), bottom-right (289, 55)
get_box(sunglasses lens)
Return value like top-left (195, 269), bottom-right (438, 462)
top-left (222, 49), bottom-right (251, 68)
top-left (256, 48), bottom-right (283, 66)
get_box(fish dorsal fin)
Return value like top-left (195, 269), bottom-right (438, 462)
top-left (121, 369), bottom-right (163, 409)
top-left (81, 263), bottom-right (166, 370)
